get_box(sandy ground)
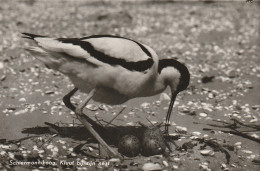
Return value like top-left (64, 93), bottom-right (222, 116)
top-left (0, 1), bottom-right (260, 170)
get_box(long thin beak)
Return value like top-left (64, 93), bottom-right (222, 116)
top-left (165, 92), bottom-right (177, 133)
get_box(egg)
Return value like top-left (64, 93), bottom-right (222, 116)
top-left (118, 135), bottom-right (141, 157)
top-left (142, 126), bottom-right (166, 156)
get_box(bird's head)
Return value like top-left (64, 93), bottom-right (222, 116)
top-left (158, 58), bottom-right (190, 125)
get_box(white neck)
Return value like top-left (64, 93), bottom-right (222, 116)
top-left (155, 67), bottom-right (181, 94)
top-left (139, 67), bottom-right (181, 97)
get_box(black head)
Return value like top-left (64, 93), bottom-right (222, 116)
top-left (158, 58), bottom-right (190, 93)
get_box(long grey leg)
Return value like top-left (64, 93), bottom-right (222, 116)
top-left (63, 88), bottom-right (102, 128)
top-left (74, 89), bottom-right (119, 158)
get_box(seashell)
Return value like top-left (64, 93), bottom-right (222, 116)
top-left (241, 150), bottom-right (252, 154)
top-left (140, 102), bottom-right (150, 109)
top-left (14, 109), bottom-right (27, 115)
top-left (142, 162), bottom-right (162, 171)
top-left (162, 160), bottom-right (169, 167)
top-left (175, 126), bottom-right (187, 134)
top-left (86, 104), bottom-right (98, 111)
top-left (98, 104), bottom-right (109, 111)
top-left (192, 132), bottom-right (201, 136)
top-left (0, 62), bottom-right (4, 70)
top-left (200, 149), bottom-right (214, 156)
top-left (109, 158), bottom-right (121, 163)
top-left (199, 113), bottom-right (207, 117)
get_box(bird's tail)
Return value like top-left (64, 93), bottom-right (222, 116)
top-left (24, 46), bottom-right (62, 70)
top-left (24, 46), bottom-right (48, 56)
top-left (22, 32), bottom-right (69, 71)
top-left (22, 32), bottom-right (47, 40)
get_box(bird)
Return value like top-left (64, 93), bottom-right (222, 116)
top-left (22, 32), bottom-right (190, 157)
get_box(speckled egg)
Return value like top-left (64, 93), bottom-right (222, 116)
top-left (142, 126), bottom-right (166, 156)
top-left (118, 134), bottom-right (141, 157)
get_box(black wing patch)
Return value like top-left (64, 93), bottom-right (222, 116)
top-left (57, 38), bottom-right (154, 72)
top-left (80, 35), bottom-right (152, 58)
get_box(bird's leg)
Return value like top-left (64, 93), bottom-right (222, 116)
top-left (63, 88), bottom-right (103, 128)
top-left (63, 88), bottom-right (78, 111)
top-left (75, 89), bottom-right (119, 158)
top-left (164, 117), bottom-right (171, 136)
top-left (164, 93), bottom-right (177, 136)
top-left (164, 124), bottom-right (169, 136)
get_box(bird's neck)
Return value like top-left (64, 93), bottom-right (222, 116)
top-left (155, 67), bottom-right (181, 94)
top-left (141, 67), bottom-right (181, 97)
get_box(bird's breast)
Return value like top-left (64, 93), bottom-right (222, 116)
top-left (73, 65), bottom-right (159, 104)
